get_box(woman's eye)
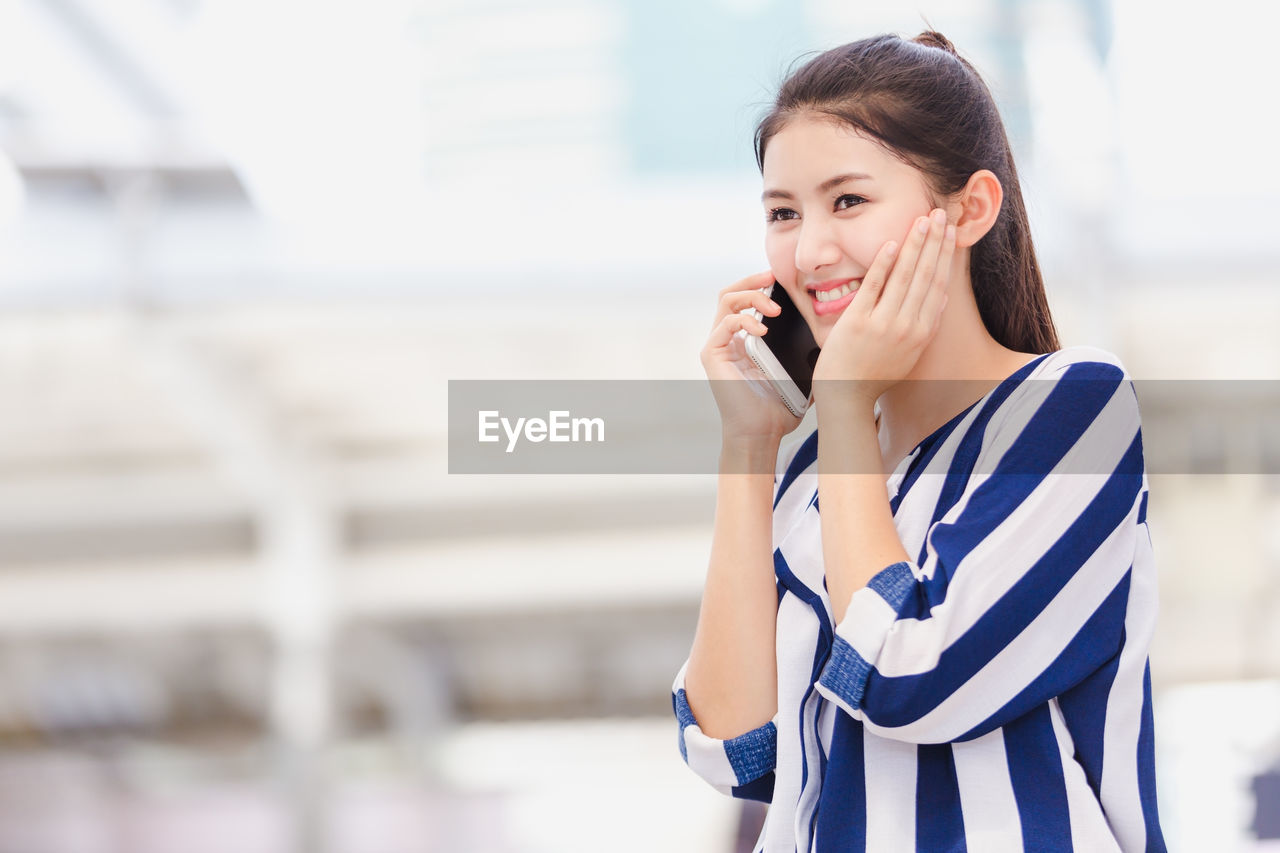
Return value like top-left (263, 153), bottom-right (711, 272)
top-left (835, 194), bottom-right (867, 211)
top-left (766, 207), bottom-right (798, 223)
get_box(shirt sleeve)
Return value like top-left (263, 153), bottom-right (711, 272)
top-left (671, 659), bottom-right (778, 802)
top-left (669, 427), bottom-right (813, 800)
top-left (813, 360), bottom-right (1147, 744)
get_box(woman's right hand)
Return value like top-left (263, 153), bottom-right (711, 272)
top-left (700, 270), bottom-right (805, 446)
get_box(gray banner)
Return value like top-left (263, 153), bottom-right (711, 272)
top-left (448, 379), bottom-right (1280, 475)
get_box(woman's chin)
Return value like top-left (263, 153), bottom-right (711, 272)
top-left (801, 303), bottom-right (839, 349)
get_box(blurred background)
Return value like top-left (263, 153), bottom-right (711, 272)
top-left (0, 0), bottom-right (1278, 850)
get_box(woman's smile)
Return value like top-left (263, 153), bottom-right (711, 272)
top-left (808, 277), bottom-right (861, 315)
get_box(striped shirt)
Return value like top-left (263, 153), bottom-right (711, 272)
top-left (672, 346), bottom-right (1166, 852)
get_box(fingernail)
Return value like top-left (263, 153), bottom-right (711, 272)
top-left (932, 209), bottom-right (946, 225)
top-left (769, 301), bottom-right (780, 311)
top-left (945, 224), bottom-right (956, 240)
top-left (916, 218), bottom-right (929, 234)
top-left (886, 241), bottom-right (899, 257)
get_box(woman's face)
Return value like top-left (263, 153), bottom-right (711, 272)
top-left (761, 115), bottom-right (939, 348)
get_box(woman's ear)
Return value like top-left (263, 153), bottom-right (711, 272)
top-left (947, 170), bottom-right (1003, 249)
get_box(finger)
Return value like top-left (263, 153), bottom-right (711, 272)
top-left (849, 240), bottom-right (899, 312)
top-left (925, 293), bottom-right (950, 339)
top-left (716, 270), bottom-right (776, 306)
top-left (917, 223), bottom-right (956, 325)
top-left (901, 209), bottom-right (950, 321)
top-left (713, 290), bottom-right (781, 334)
top-left (706, 311), bottom-right (768, 351)
top-left (714, 272), bottom-right (780, 324)
top-left (872, 213), bottom-right (931, 318)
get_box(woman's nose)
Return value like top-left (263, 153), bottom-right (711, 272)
top-left (793, 220), bottom-right (842, 273)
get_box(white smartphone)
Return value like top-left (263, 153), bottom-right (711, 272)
top-left (736, 282), bottom-right (820, 418)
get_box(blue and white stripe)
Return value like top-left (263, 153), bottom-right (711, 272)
top-left (672, 346), bottom-right (1166, 852)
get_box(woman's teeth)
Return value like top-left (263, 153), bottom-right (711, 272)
top-left (815, 282), bottom-right (857, 302)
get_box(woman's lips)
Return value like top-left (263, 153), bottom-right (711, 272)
top-left (810, 280), bottom-right (860, 316)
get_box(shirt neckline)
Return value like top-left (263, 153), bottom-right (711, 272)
top-left (884, 351), bottom-right (1052, 487)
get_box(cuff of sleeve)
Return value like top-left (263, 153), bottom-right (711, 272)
top-left (814, 560), bottom-right (916, 718)
top-left (671, 661), bottom-right (778, 787)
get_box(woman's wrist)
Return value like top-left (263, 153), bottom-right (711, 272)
top-left (811, 375), bottom-right (884, 413)
top-left (815, 396), bottom-right (881, 477)
top-left (814, 387), bottom-right (878, 426)
top-left (719, 434), bottom-right (782, 476)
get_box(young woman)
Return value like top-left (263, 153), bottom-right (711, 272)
top-left (672, 32), bottom-right (1165, 852)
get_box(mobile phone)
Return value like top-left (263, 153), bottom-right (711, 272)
top-left (738, 282), bottom-right (820, 418)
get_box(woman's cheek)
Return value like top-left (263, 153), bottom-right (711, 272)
top-left (764, 234), bottom-right (797, 288)
top-left (839, 225), bottom-right (891, 269)
top-left (888, 211), bottom-right (928, 247)
top-left (847, 210), bottom-right (919, 265)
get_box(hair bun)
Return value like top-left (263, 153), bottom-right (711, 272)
top-left (912, 30), bottom-right (959, 55)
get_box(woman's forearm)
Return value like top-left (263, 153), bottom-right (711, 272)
top-left (683, 438), bottom-right (781, 739)
top-left (816, 399), bottom-right (910, 624)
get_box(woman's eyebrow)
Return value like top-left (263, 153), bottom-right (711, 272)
top-left (761, 172), bottom-right (874, 202)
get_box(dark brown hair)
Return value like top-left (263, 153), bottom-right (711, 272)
top-left (755, 32), bottom-right (1060, 354)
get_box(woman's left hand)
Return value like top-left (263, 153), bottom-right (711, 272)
top-left (811, 207), bottom-right (956, 407)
